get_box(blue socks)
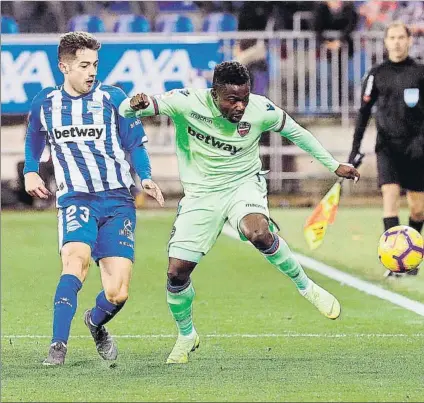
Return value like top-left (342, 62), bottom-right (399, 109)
top-left (90, 290), bottom-right (125, 327)
top-left (51, 276), bottom-right (125, 344)
top-left (51, 274), bottom-right (82, 345)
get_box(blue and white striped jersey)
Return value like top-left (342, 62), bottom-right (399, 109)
top-left (24, 81), bottom-right (148, 198)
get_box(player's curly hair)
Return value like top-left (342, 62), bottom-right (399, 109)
top-left (58, 31), bottom-right (101, 62)
top-left (212, 61), bottom-right (250, 88)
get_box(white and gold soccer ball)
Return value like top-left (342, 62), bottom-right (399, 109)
top-left (378, 225), bottom-right (424, 273)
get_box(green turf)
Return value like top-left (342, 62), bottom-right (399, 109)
top-left (2, 209), bottom-right (423, 402)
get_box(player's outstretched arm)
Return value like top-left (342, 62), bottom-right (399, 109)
top-left (119, 89), bottom-right (190, 120)
top-left (275, 112), bottom-right (360, 182)
top-left (119, 93), bottom-right (156, 118)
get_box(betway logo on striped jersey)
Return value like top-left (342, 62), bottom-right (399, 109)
top-left (53, 125), bottom-right (106, 143)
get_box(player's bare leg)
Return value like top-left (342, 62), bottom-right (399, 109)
top-left (382, 184), bottom-right (401, 229)
top-left (240, 213), bottom-right (341, 319)
top-left (43, 242), bottom-right (90, 366)
top-left (166, 257), bottom-right (199, 364)
top-left (84, 257), bottom-right (132, 361)
top-left (406, 191), bottom-right (424, 234)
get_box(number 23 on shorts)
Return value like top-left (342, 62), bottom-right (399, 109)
top-left (58, 204), bottom-right (97, 250)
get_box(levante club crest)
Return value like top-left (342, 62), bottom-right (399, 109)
top-left (237, 121), bottom-right (251, 137)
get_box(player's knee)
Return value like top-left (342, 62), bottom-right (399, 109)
top-left (61, 243), bottom-right (91, 280)
top-left (167, 269), bottom-right (190, 287)
top-left (167, 258), bottom-right (196, 286)
top-left (104, 287), bottom-right (129, 305)
top-left (410, 207), bottom-right (424, 222)
top-left (243, 226), bottom-right (274, 250)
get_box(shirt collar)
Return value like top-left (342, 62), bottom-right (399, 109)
top-left (61, 80), bottom-right (101, 99)
top-left (388, 56), bottom-right (414, 67)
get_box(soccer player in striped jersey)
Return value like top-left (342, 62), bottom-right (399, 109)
top-left (24, 31), bottom-right (164, 366)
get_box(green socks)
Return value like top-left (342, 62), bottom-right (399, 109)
top-left (166, 235), bottom-right (308, 338)
top-left (166, 282), bottom-right (195, 336)
top-left (263, 235), bottom-right (310, 291)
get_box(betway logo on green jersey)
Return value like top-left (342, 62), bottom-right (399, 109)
top-left (188, 126), bottom-right (242, 155)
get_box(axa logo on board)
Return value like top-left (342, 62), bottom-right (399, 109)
top-left (2, 49), bottom-right (209, 104)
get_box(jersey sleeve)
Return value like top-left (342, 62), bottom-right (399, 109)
top-left (128, 145), bottom-right (152, 181)
top-left (118, 88), bottom-right (191, 119)
top-left (278, 112), bottom-right (340, 172)
top-left (23, 90), bottom-right (48, 174)
top-left (350, 67), bottom-right (379, 159)
top-left (152, 89), bottom-right (192, 117)
top-left (260, 98), bottom-right (287, 132)
top-left (359, 67), bottom-right (379, 107)
top-left (259, 96), bottom-right (339, 172)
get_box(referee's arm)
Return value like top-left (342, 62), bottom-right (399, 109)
top-left (349, 69), bottom-right (379, 163)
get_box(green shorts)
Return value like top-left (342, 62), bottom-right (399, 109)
top-left (168, 174), bottom-right (275, 263)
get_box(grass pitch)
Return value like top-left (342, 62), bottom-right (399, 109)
top-left (2, 208), bottom-right (423, 402)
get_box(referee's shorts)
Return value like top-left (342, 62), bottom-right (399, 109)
top-left (377, 146), bottom-right (424, 191)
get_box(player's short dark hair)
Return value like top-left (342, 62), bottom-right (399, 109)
top-left (212, 61), bottom-right (250, 88)
top-left (58, 31), bottom-right (101, 62)
top-left (385, 21), bottom-right (411, 38)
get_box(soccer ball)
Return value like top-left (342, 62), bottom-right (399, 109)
top-left (378, 225), bottom-right (424, 272)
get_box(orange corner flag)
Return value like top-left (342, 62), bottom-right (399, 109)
top-left (304, 182), bottom-right (341, 250)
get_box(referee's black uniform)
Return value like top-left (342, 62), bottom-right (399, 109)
top-left (349, 57), bottom-right (424, 192)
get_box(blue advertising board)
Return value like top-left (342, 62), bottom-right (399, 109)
top-left (1, 36), bottom-right (223, 114)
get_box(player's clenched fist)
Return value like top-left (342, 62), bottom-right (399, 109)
top-left (130, 93), bottom-right (150, 111)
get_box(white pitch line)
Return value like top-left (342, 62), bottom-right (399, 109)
top-left (222, 225), bottom-right (424, 317)
top-left (2, 333), bottom-right (424, 339)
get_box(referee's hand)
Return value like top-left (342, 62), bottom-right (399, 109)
top-left (335, 163), bottom-right (360, 183)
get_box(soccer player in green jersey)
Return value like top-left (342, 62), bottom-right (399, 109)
top-left (119, 61), bottom-right (360, 364)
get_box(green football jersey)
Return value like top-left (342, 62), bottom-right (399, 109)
top-left (119, 88), bottom-right (340, 195)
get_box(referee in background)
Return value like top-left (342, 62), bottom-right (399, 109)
top-left (348, 21), bottom-right (424, 277)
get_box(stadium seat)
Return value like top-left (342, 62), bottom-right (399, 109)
top-left (202, 13), bottom-right (238, 62)
top-left (113, 14), bottom-right (150, 33)
top-left (158, 1), bottom-right (199, 12)
top-left (1, 16), bottom-right (19, 33)
top-left (202, 12), bottom-right (238, 32)
top-left (68, 15), bottom-right (106, 33)
top-left (155, 14), bottom-right (194, 33)
top-left (107, 1), bottom-right (132, 14)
